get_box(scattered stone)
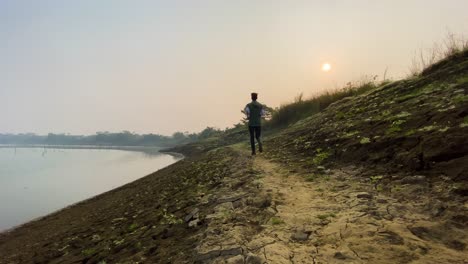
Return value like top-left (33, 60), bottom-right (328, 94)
top-left (291, 231), bottom-right (310, 241)
top-left (376, 198), bottom-right (388, 203)
top-left (426, 200), bottom-right (447, 217)
top-left (248, 195), bottom-right (272, 208)
top-left (356, 192), bottom-right (373, 199)
top-left (400, 175), bottom-right (426, 184)
top-left (184, 208), bottom-right (200, 223)
top-left (188, 219), bottom-right (200, 228)
top-left (91, 234), bottom-right (101, 241)
top-left (445, 240), bottom-right (466, 251)
top-left (232, 199), bottom-right (243, 209)
top-left (378, 231), bottom-right (404, 245)
top-left (334, 252), bottom-right (348, 259)
top-left (317, 166), bottom-right (326, 171)
top-left (245, 253), bottom-right (263, 264)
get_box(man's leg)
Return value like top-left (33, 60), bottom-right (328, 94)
top-left (255, 126), bottom-right (263, 153)
top-left (249, 126), bottom-right (256, 155)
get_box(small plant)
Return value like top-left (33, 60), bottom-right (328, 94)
top-left (342, 131), bottom-right (359, 138)
top-left (270, 217), bottom-right (285, 225)
top-left (128, 223), bottom-right (139, 231)
top-left (370, 175), bottom-right (383, 184)
top-left (360, 137), bottom-right (371, 144)
top-left (405, 129), bottom-right (416, 136)
top-left (305, 174), bottom-right (318, 182)
top-left (461, 116), bottom-right (468, 128)
top-left (418, 125), bottom-right (438, 132)
top-left (312, 148), bottom-right (331, 165)
top-left (161, 209), bottom-right (183, 225)
top-left (392, 185), bottom-right (403, 193)
top-left (316, 213), bottom-right (336, 220)
top-left (386, 119), bottom-right (406, 134)
top-left (82, 248), bottom-right (96, 257)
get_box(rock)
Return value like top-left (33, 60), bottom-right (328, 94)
top-left (245, 253), bottom-right (263, 264)
top-left (248, 195), bottom-right (272, 208)
top-left (400, 175), bottom-right (426, 184)
top-left (291, 231), bottom-right (310, 241)
top-left (356, 192), bottom-right (373, 199)
top-left (377, 198), bottom-right (388, 203)
top-left (427, 200), bottom-right (447, 217)
top-left (188, 219), bottom-right (200, 228)
top-left (334, 252), bottom-right (348, 259)
top-left (445, 240), bottom-right (466, 251)
top-left (232, 199), bottom-right (243, 209)
top-left (378, 231), bottom-right (404, 245)
top-left (184, 208), bottom-right (200, 223)
top-left (317, 166), bottom-right (326, 171)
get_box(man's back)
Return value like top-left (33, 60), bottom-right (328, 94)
top-left (246, 101), bottom-right (263, 127)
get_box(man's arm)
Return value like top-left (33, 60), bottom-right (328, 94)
top-left (244, 105), bottom-right (250, 119)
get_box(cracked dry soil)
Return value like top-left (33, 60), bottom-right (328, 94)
top-left (195, 147), bottom-right (468, 264)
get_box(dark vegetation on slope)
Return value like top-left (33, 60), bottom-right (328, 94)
top-left (265, 49), bottom-right (468, 182)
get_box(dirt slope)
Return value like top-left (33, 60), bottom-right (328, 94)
top-left (266, 50), bottom-right (468, 182)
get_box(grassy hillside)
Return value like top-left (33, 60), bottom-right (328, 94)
top-left (265, 49), bottom-right (468, 181)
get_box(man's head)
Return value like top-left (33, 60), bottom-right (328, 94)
top-left (251, 92), bottom-right (258, 101)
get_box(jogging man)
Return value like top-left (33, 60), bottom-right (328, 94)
top-left (244, 93), bottom-right (265, 155)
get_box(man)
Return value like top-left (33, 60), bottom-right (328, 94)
top-left (245, 92), bottom-right (265, 155)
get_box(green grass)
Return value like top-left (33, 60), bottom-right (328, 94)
top-left (461, 116), bottom-right (468, 128)
top-left (316, 213), bottom-right (336, 220)
top-left (128, 223), bottom-right (139, 231)
top-left (360, 137), bottom-right (371, 144)
top-left (270, 217), bottom-right (285, 225)
top-left (312, 148), bottom-right (331, 165)
top-left (265, 80), bottom-right (379, 129)
top-left (82, 248), bottom-right (96, 257)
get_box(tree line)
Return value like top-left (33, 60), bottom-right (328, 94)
top-left (0, 127), bottom-right (223, 148)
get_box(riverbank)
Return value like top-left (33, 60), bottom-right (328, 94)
top-left (0, 146), bottom-right (256, 263)
top-left (0, 147), bottom-right (182, 234)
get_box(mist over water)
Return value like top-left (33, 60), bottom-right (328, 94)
top-left (0, 147), bottom-right (180, 231)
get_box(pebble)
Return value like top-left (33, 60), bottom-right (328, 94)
top-left (291, 231), bottom-right (310, 241)
top-left (357, 192), bottom-right (373, 199)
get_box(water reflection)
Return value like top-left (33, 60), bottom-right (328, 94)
top-left (0, 147), bottom-right (181, 231)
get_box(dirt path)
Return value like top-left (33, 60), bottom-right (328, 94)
top-left (240, 154), bottom-right (468, 264)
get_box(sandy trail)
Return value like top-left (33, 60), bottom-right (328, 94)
top-left (244, 154), bottom-right (468, 264)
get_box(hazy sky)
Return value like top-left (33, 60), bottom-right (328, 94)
top-left (1, 0), bottom-right (467, 135)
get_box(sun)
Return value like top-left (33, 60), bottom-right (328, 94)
top-left (322, 63), bottom-right (331, 72)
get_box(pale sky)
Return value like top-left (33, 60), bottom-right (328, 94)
top-left (1, 0), bottom-right (467, 135)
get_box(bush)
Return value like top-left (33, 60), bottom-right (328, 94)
top-left (265, 78), bottom-right (379, 129)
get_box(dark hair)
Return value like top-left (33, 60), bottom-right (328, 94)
top-left (251, 93), bottom-right (258, 101)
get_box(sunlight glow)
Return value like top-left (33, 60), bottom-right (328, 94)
top-left (322, 63), bottom-right (331, 72)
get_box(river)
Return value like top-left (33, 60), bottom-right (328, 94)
top-left (0, 147), bottom-right (181, 231)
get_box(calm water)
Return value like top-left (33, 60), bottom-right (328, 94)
top-left (0, 147), bottom-right (181, 231)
